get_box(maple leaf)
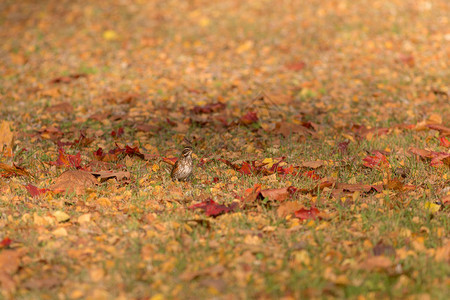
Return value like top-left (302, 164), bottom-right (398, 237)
top-left (49, 148), bottom-right (82, 169)
top-left (260, 187), bottom-right (290, 202)
top-left (285, 61), bottom-right (306, 71)
top-left (162, 157), bottom-right (177, 166)
top-left (439, 137), bottom-right (450, 148)
top-left (191, 102), bottom-right (226, 114)
top-left (294, 207), bottom-right (320, 220)
top-left (302, 170), bottom-right (321, 180)
top-left (363, 151), bottom-right (389, 168)
top-left (240, 111), bottom-right (258, 125)
top-left (188, 199), bottom-right (237, 217)
top-left (24, 184), bottom-right (52, 197)
top-left (0, 237), bottom-right (12, 249)
top-left (111, 127), bottom-right (124, 138)
top-left (0, 163), bottom-right (31, 178)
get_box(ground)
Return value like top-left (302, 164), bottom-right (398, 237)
top-left (0, 0), bottom-right (449, 299)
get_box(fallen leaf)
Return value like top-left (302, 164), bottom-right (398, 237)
top-left (359, 256), bottom-right (392, 271)
top-left (180, 264), bottom-right (225, 281)
top-left (336, 183), bottom-right (383, 193)
top-left (294, 207), bottom-right (320, 220)
top-left (0, 249), bottom-right (21, 291)
top-left (90, 171), bottom-right (131, 182)
top-left (52, 227), bottom-right (68, 237)
top-left (363, 151), bottom-right (389, 168)
top-left (188, 199), bottom-right (238, 217)
top-left (440, 137), bottom-right (450, 147)
top-left (24, 184), bottom-right (53, 197)
top-left (49, 170), bottom-right (97, 195)
top-left (191, 102), bottom-right (226, 114)
top-left (261, 187), bottom-right (290, 202)
top-left (285, 61), bottom-right (306, 71)
top-left (277, 201), bottom-right (304, 218)
top-left (426, 124), bottom-right (450, 136)
top-left (242, 184), bottom-right (262, 203)
top-left (273, 122), bottom-right (312, 138)
top-left (0, 163), bottom-right (30, 178)
top-left (0, 120), bottom-right (14, 157)
top-left (240, 111), bottom-right (258, 125)
top-left (301, 160), bottom-right (325, 169)
top-left (49, 74), bottom-right (86, 84)
top-left (46, 102), bottom-right (74, 113)
top-left (0, 237), bottom-right (12, 249)
top-left (434, 241), bottom-right (450, 262)
top-left (53, 211), bottom-right (70, 223)
top-left (49, 148), bottom-right (82, 169)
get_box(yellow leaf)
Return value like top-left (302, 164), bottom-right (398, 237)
top-left (262, 158), bottom-right (274, 168)
top-left (150, 294), bottom-right (165, 300)
top-left (103, 30), bottom-right (118, 41)
top-left (236, 40), bottom-right (253, 54)
top-left (52, 227), bottom-right (68, 237)
top-left (53, 211), bottom-right (70, 223)
top-left (424, 201), bottom-right (441, 213)
top-left (198, 17), bottom-right (210, 27)
top-left (77, 213), bottom-right (91, 224)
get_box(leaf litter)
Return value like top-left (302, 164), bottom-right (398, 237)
top-left (0, 0), bottom-right (449, 299)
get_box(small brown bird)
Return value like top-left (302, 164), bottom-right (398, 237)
top-left (171, 145), bottom-right (193, 181)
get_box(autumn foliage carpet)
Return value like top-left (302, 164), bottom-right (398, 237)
top-left (0, 0), bottom-right (449, 299)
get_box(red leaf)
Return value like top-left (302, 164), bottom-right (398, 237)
top-left (440, 137), bottom-right (450, 148)
top-left (49, 73), bottom-right (87, 84)
top-left (294, 207), bottom-right (320, 220)
top-left (285, 61), bottom-right (306, 71)
top-left (302, 170), bottom-right (321, 180)
top-left (242, 184), bottom-right (262, 203)
top-left (410, 147), bottom-right (450, 167)
top-left (338, 141), bottom-right (350, 154)
top-left (363, 151), bottom-right (389, 168)
top-left (188, 199), bottom-right (237, 217)
top-left (239, 161), bottom-right (253, 175)
top-left (162, 157), bottom-right (177, 166)
top-left (48, 148), bottom-right (82, 168)
top-left (25, 184), bottom-right (51, 197)
top-left (240, 111), bottom-right (258, 125)
top-left (0, 237), bottom-right (12, 248)
top-left (191, 102), bottom-right (226, 114)
top-left (111, 127), bottom-right (124, 138)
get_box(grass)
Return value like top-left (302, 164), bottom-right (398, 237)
top-left (1, 0), bottom-right (449, 299)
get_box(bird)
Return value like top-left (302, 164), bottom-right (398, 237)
top-left (171, 145), bottom-right (193, 181)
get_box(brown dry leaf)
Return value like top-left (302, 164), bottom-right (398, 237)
top-left (0, 249), bottom-right (21, 292)
top-left (261, 187), bottom-right (290, 202)
top-left (90, 171), bottom-right (131, 182)
top-left (0, 120), bottom-right (14, 157)
top-left (434, 240), bottom-right (450, 262)
top-left (336, 183), bottom-right (383, 193)
top-left (426, 124), bottom-right (450, 136)
top-left (46, 102), bottom-right (74, 113)
top-left (277, 201), bottom-right (304, 218)
top-left (386, 178), bottom-right (404, 191)
top-left (242, 184), bottom-right (262, 203)
top-left (301, 160), bottom-right (325, 169)
top-left (49, 170), bottom-right (97, 195)
top-left (273, 122), bottom-right (312, 138)
top-left (359, 256), bottom-right (392, 271)
top-left (263, 91), bottom-right (293, 105)
top-left (0, 163), bottom-right (31, 177)
top-left (180, 264), bottom-right (225, 281)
